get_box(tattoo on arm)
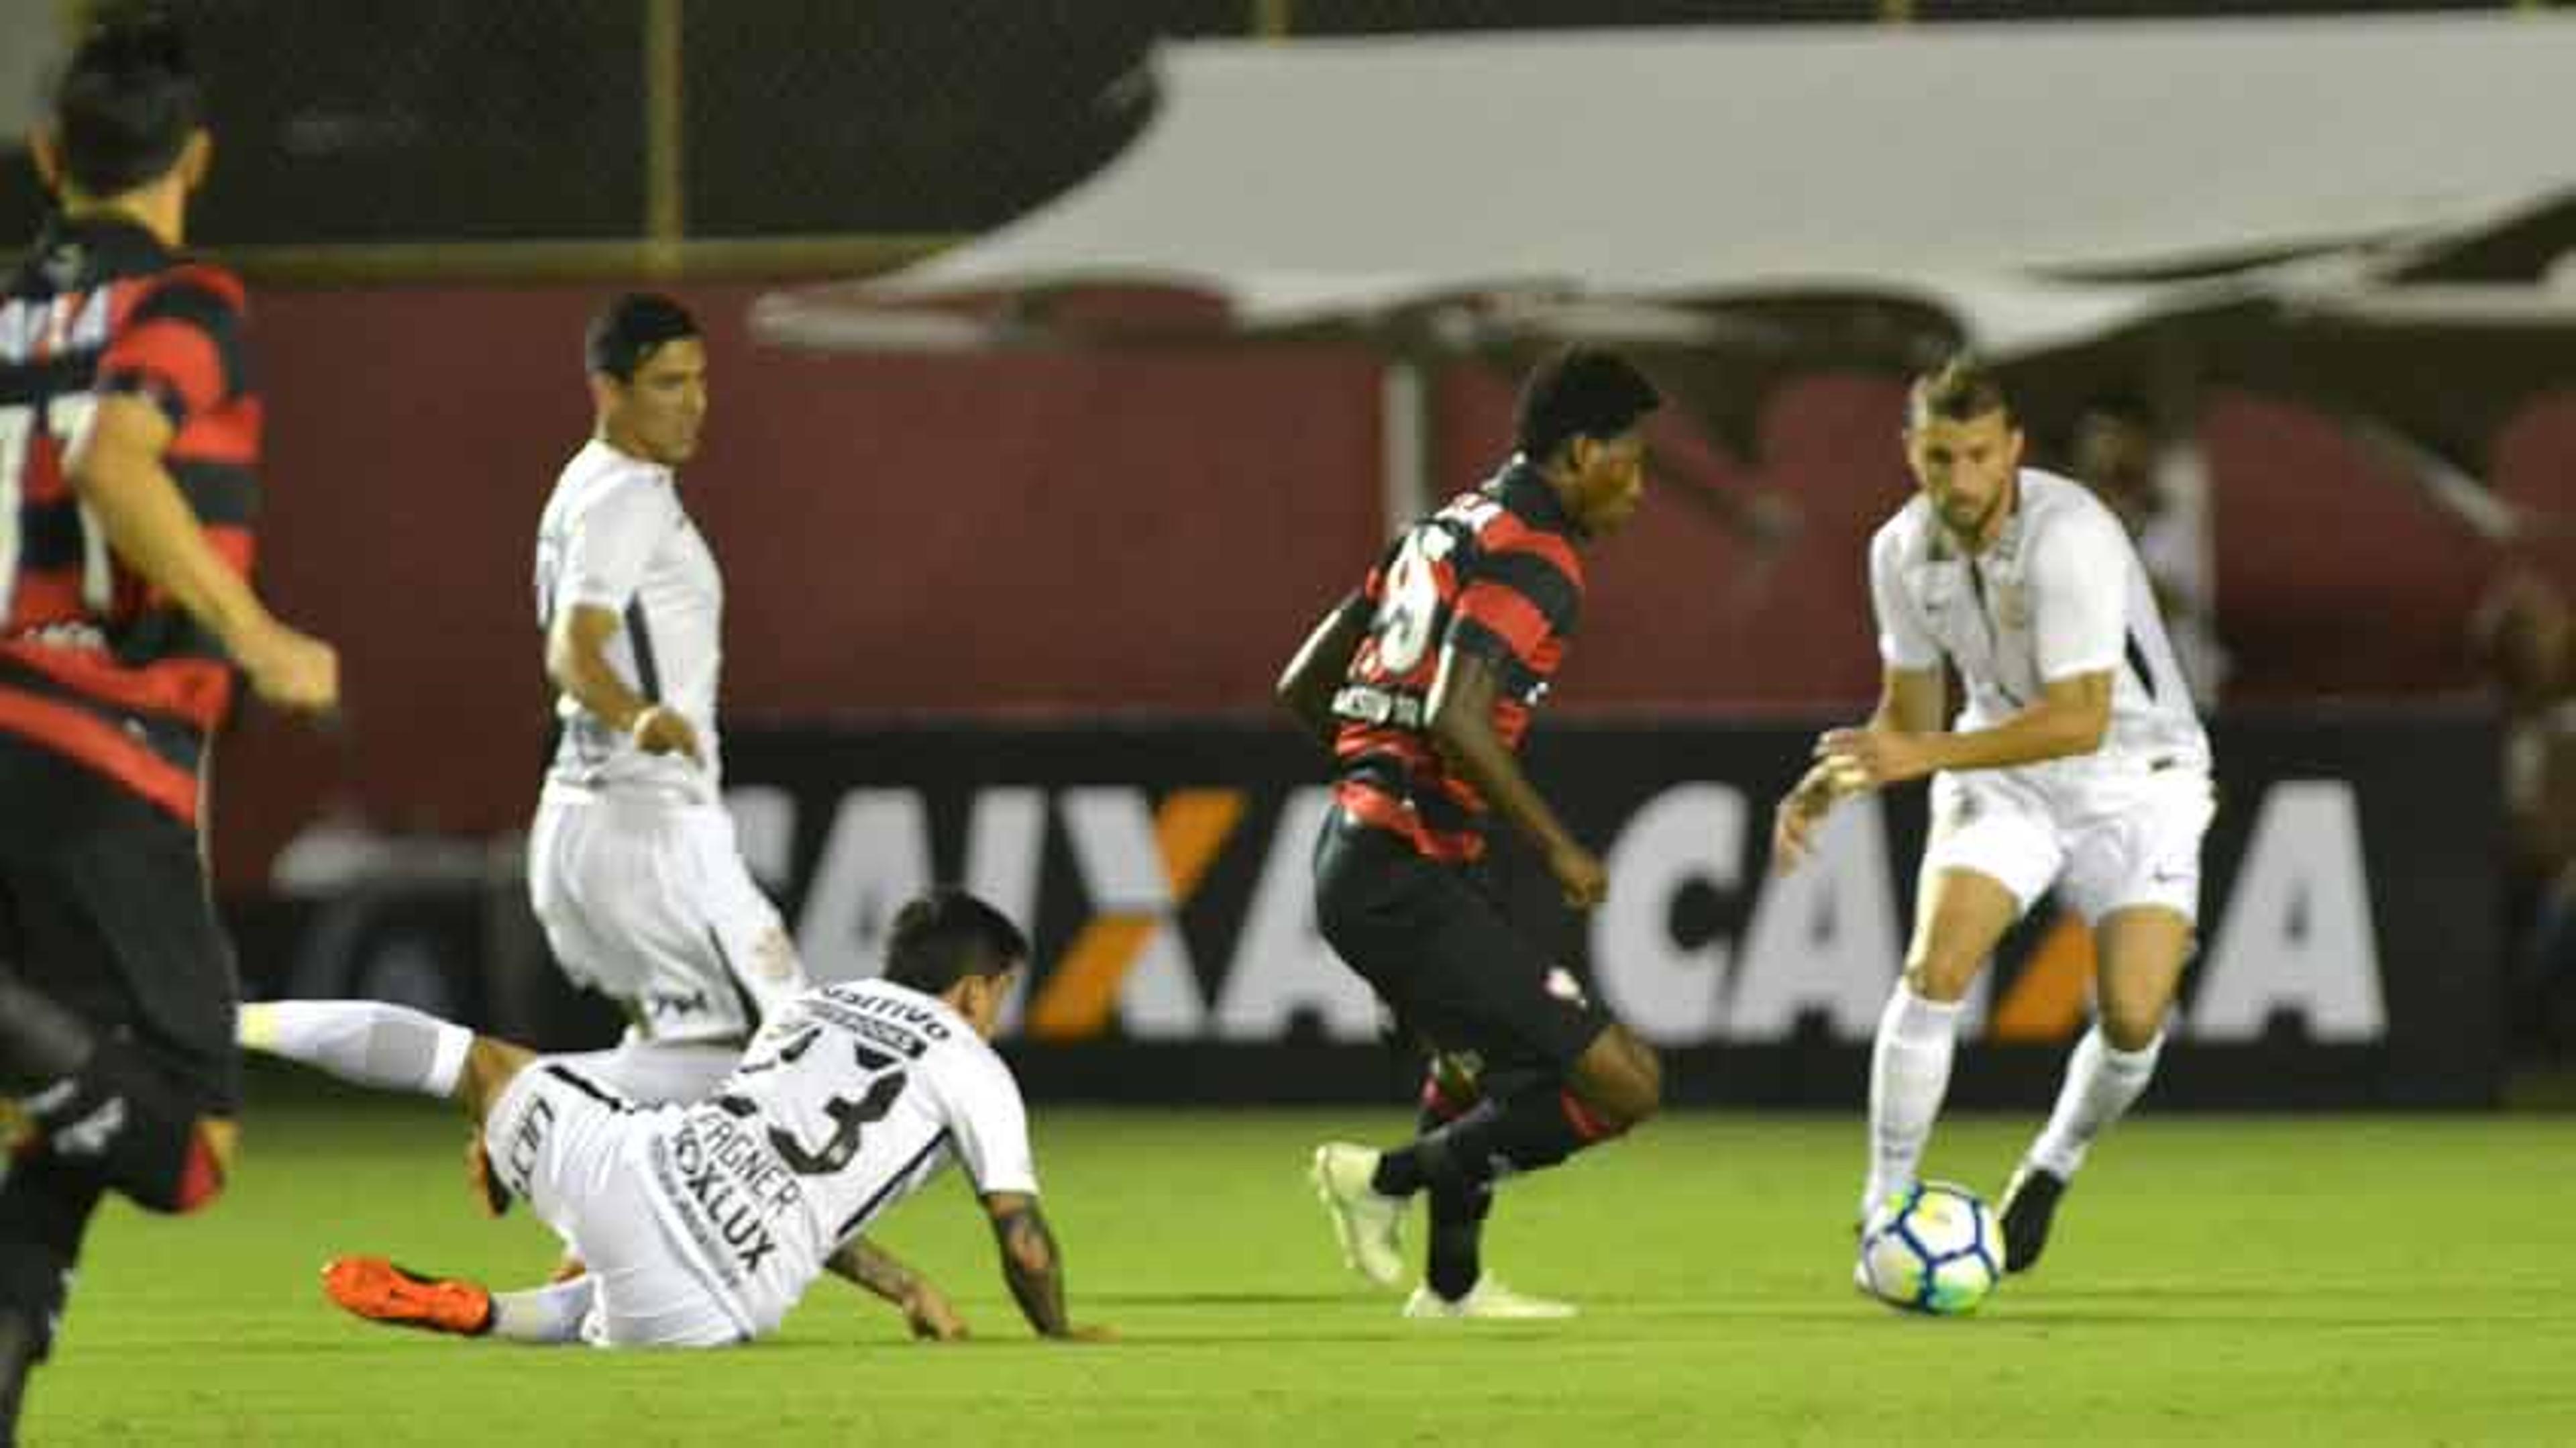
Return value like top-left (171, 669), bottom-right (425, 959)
top-left (828, 1235), bottom-right (920, 1306)
top-left (985, 1194), bottom-right (1070, 1338)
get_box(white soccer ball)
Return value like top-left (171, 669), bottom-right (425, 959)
top-left (1858, 1180), bottom-right (2002, 1316)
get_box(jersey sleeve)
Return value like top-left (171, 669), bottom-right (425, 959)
top-left (1869, 523), bottom-right (1942, 671)
top-left (938, 1047), bottom-right (1039, 1198)
top-left (556, 480), bottom-right (672, 614)
top-left (2031, 506), bottom-right (2131, 682)
top-left (1446, 541), bottom-right (1578, 667)
top-left (95, 268), bottom-right (250, 431)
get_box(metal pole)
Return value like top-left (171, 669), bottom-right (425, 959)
top-left (1381, 357), bottom-right (1432, 538)
top-left (1252, 0), bottom-right (1292, 41)
top-left (644, 0), bottom-right (686, 276)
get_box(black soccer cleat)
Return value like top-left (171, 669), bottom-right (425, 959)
top-left (1997, 1164), bottom-right (2068, 1274)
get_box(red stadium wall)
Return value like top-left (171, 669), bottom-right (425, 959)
top-left (209, 282), bottom-right (2576, 888)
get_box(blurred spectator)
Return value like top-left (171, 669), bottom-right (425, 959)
top-left (2467, 570), bottom-right (2576, 1055)
top-left (2068, 397), bottom-right (2229, 708)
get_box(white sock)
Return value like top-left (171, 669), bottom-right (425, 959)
top-left (1862, 984), bottom-right (1964, 1220)
top-left (490, 1275), bottom-right (596, 1345)
top-left (237, 1000), bottom-right (473, 1098)
top-left (2027, 1026), bottom-right (2163, 1179)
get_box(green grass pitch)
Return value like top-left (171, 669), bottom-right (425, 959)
top-left (23, 1077), bottom-right (2574, 1446)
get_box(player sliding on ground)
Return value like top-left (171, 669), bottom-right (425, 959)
top-left (239, 890), bottom-right (1107, 1347)
top-left (1774, 357), bottom-right (2216, 1278)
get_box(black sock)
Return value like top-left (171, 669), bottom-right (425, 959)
top-left (1375, 1088), bottom-right (1591, 1200)
top-left (1371, 1102), bottom-right (1492, 1198)
top-left (1418, 1097), bottom-right (1492, 1301)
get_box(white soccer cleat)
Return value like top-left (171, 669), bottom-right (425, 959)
top-left (1402, 1278), bottom-right (1578, 1321)
top-left (1309, 1142), bottom-right (1405, 1288)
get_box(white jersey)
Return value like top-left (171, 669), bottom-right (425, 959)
top-left (535, 439), bottom-right (724, 803)
top-left (1870, 470), bottom-right (2209, 780)
top-left (635, 979), bottom-right (1038, 1337)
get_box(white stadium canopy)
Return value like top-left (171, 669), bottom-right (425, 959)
top-left (755, 13), bottom-right (2576, 353)
top-left (753, 13), bottom-right (2576, 525)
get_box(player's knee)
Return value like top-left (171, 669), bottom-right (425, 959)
top-left (2098, 1009), bottom-right (2165, 1055)
top-left (458, 1038), bottom-right (533, 1125)
top-left (1901, 949), bottom-right (1980, 1002)
top-left (1574, 1029), bottom-right (1662, 1131)
top-left (1617, 1037), bottom-right (1666, 1127)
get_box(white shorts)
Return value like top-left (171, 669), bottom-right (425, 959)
top-left (1921, 761), bottom-right (2216, 926)
top-left (528, 788), bottom-right (806, 1044)
top-left (482, 1060), bottom-right (751, 1348)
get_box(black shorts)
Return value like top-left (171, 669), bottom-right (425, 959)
top-left (1311, 805), bottom-right (1611, 1083)
top-left (0, 736), bottom-right (239, 1112)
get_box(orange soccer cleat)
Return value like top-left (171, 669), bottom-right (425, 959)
top-left (321, 1255), bottom-right (494, 1337)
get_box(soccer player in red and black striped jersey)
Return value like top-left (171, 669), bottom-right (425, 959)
top-left (0, 14), bottom-right (338, 1435)
top-left (1278, 348), bottom-right (1666, 1320)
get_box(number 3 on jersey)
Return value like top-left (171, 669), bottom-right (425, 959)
top-left (0, 395), bottom-right (105, 618)
top-left (1373, 523), bottom-right (1455, 674)
top-left (721, 1026), bottom-right (912, 1178)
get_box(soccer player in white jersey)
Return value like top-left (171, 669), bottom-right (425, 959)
top-left (527, 293), bottom-right (806, 1105)
top-left (237, 891), bottom-right (1106, 1347)
top-left (1772, 358), bottom-right (2215, 1276)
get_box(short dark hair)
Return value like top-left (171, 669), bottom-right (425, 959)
top-left (1907, 356), bottom-right (2014, 431)
top-left (585, 293), bottom-right (700, 382)
top-left (881, 889), bottom-right (1030, 995)
top-left (49, 9), bottom-right (203, 198)
top-left (1513, 347), bottom-right (1662, 462)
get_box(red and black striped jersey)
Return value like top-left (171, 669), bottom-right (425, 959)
top-left (0, 216), bottom-right (261, 825)
top-left (1330, 459), bottom-right (1584, 862)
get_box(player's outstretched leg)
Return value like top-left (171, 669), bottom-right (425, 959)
top-left (322, 1257), bottom-right (493, 1337)
top-left (237, 1000), bottom-right (476, 1100)
top-left (321, 1256), bottom-right (596, 1344)
top-left (242, 1000), bottom-right (533, 1219)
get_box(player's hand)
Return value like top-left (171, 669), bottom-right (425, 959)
top-left (1817, 726), bottom-right (1930, 788)
top-left (901, 1282), bottom-right (968, 1342)
top-left (1771, 790), bottom-right (1828, 876)
top-left (629, 704), bottom-right (704, 765)
top-left (1771, 762), bottom-right (1862, 875)
top-left (237, 620), bottom-right (340, 717)
top-left (1546, 840), bottom-right (1609, 911)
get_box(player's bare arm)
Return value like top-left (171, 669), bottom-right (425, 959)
top-left (982, 1192), bottom-right (1107, 1341)
top-left (547, 603), bottom-right (700, 762)
top-left (827, 1236), bottom-right (967, 1341)
top-left (1275, 593), bottom-right (1369, 747)
top-left (1772, 666), bottom-right (1945, 873)
top-left (68, 393), bottom-right (339, 714)
top-left (1426, 645), bottom-right (1605, 908)
top-left (1823, 668), bottom-right (2110, 787)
